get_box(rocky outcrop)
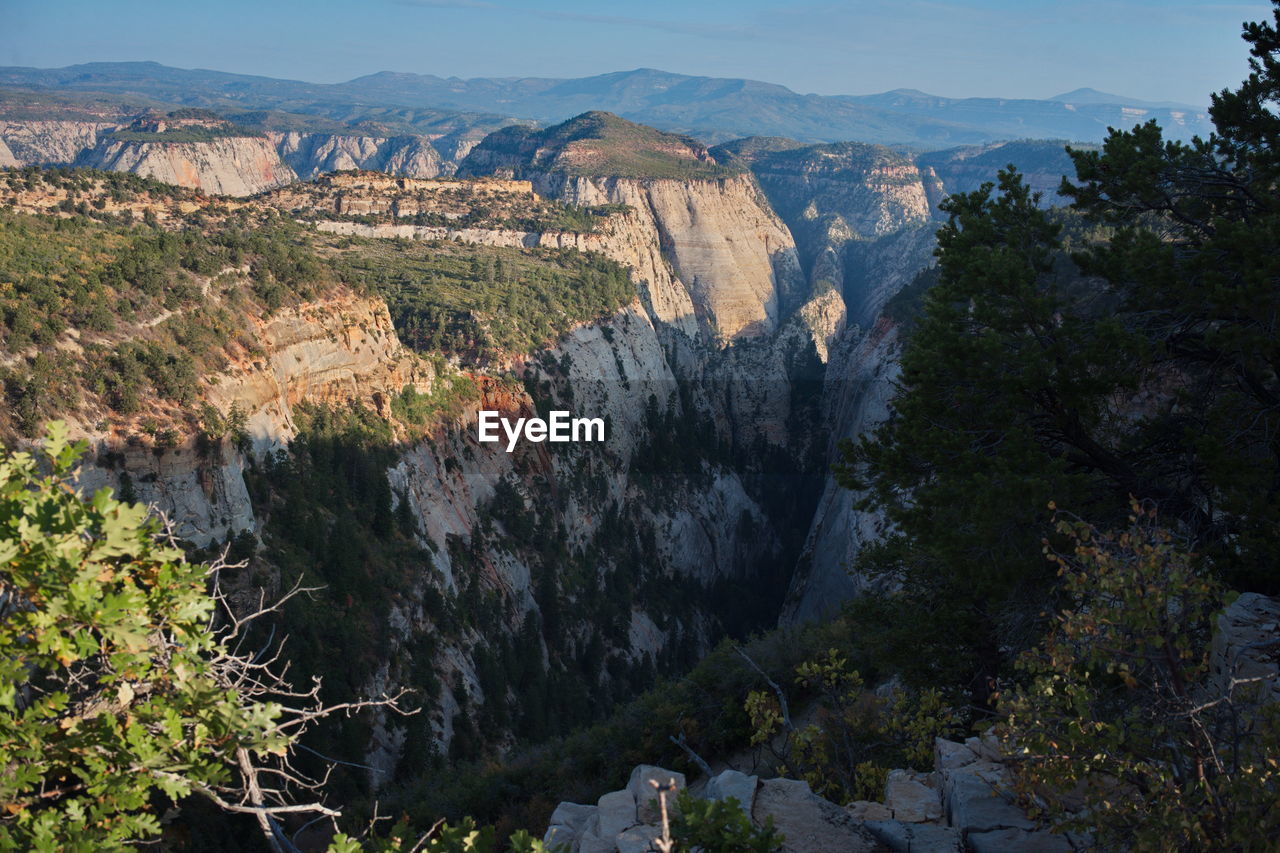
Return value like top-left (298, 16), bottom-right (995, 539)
top-left (545, 757), bottom-right (1096, 853)
top-left (545, 172), bottom-right (805, 345)
top-left (460, 113), bottom-right (806, 346)
top-left (74, 288), bottom-right (426, 546)
top-left (543, 766), bottom-right (885, 853)
top-left (0, 119), bottom-right (120, 166)
top-left (75, 135), bottom-right (296, 196)
top-left (205, 291), bottom-right (423, 445)
top-left (270, 132), bottom-right (445, 179)
top-left (781, 318), bottom-right (900, 625)
top-left (539, 733), bottom-right (1071, 852)
top-left (1211, 592), bottom-right (1280, 706)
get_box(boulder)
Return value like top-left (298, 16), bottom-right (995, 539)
top-left (616, 825), bottom-right (664, 853)
top-left (846, 800), bottom-right (894, 821)
top-left (751, 777), bottom-right (885, 853)
top-left (548, 802), bottom-right (597, 834)
top-left (864, 820), bottom-right (963, 853)
top-left (943, 770), bottom-right (1034, 834)
top-left (707, 769), bottom-right (759, 815)
top-left (575, 833), bottom-right (617, 853)
top-left (627, 765), bottom-right (686, 824)
top-left (968, 828), bottom-right (1072, 853)
top-left (883, 769), bottom-right (942, 823)
top-left (541, 825), bottom-right (575, 849)
top-left (974, 730), bottom-right (1004, 763)
top-left (596, 788), bottom-right (638, 838)
top-left (1211, 592), bottom-right (1280, 704)
top-left (934, 738), bottom-right (978, 770)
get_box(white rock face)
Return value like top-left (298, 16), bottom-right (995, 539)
top-left (843, 224), bottom-right (940, 328)
top-left (0, 136), bottom-right (19, 168)
top-left (76, 136), bottom-right (297, 196)
top-left (548, 173), bottom-right (805, 345)
top-left (74, 444), bottom-right (257, 548)
top-left (0, 120), bottom-right (120, 165)
top-left (208, 291), bottom-right (422, 447)
top-left (270, 131), bottom-right (445, 179)
top-left (543, 732), bottom-right (1087, 853)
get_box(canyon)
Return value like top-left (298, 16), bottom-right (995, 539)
top-left (0, 109), bottom-right (1073, 792)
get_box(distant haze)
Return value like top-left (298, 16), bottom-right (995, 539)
top-left (3, 0), bottom-right (1274, 106)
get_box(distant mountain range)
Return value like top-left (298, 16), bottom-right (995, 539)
top-left (0, 62), bottom-right (1213, 149)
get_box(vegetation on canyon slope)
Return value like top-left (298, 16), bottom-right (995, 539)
top-left (325, 234), bottom-right (634, 364)
top-left (839, 4), bottom-right (1280, 848)
top-left (464, 111), bottom-right (742, 180)
top-left (0, 174), bottom-right (637, 437)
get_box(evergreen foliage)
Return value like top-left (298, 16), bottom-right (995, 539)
top-left (841, 0), bottom-right (1280, 697)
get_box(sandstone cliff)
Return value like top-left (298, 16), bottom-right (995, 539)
top-left (73, 288), bottom-right (427, 545)
top-left (0, 113), bottom-right (490, 184)
top-left (459, 112), bottom-right (807, 347)
top-left (781, 318), bottom-right (901, 625)
top-left (75, 135), bottom-right (297, 196)
top-left (271, 131), bottom-right (445, 179)
top-left (549, 172), bottom-right (806, 345)
top-left (0, 119), bottom-right (121, 166)
top-left (716, 139), bottom-right (935, 330)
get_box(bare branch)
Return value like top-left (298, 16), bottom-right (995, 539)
top-left (669, 732), bottom-right (714, 779)
top-left (734, 644), bottom-right (793, 731)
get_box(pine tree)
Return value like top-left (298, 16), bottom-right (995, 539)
top-left (843, 0), bottom-right (1280, 693)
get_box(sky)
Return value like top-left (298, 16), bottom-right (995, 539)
top-left (2, 0), bottom-right (1273, 105)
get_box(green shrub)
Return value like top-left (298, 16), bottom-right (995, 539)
top-left (999, 502), bottom-right (1280, 851)
top-left (672, 792), bottom-right (783, 853)
top-left (0, 425), bottom-right (276, 850)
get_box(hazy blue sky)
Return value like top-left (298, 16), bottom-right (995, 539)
top-left (3, 0), bottom-right (1273, 105)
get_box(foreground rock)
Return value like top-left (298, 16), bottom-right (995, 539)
top-left (752, 777), bottom-right (886, 853)
top-left (546, 740), bottom-right (1084, 852)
